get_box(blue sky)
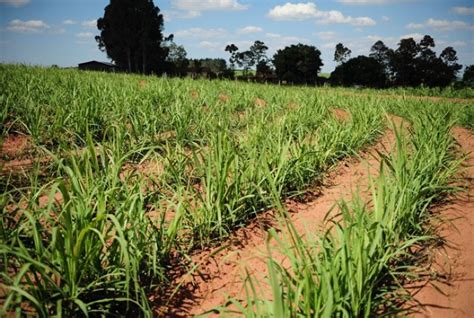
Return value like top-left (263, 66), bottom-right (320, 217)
top-left (1, 0), bottom-right (473, 73)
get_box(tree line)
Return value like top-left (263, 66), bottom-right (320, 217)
top-left (331, 36), bottom-right (469, 88)
top-left (95, 0), bottom-right (473, 88)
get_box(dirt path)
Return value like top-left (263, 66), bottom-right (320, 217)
top-left (155, 118), bottom-right (400, 317)
top-left (412, 127), bottom-right (474, 318)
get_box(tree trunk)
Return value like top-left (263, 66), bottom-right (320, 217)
top-left (127, 47), bottom-right (132, 73)
top-left (135, 55), bottom-right (138, 74)
top-left (142, 43), bottom-right (146, 74)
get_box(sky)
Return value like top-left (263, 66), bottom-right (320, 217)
top-left (1, 0), bottom-right (473, 73)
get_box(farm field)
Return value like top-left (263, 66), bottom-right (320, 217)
top-left (1, 64), bottom-right (473, 317)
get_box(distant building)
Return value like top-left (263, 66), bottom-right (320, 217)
top-left (78, 61), bottom-right (118, 72)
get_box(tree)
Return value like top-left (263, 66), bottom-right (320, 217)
top-left (369, 41), bottom-right (392, 66)
top-left (391, 37), bottom-right (420, 86)
top-left (249, 40), bottom-right (271, 77)
top-left (235, 50), bottom-right (255, 76)
top-left (462, 65), bottom-right (474, 87)
top-left (334, 43), bottom-right (351, 64)
top-left (256, 60), bottom-right (273, 77)
top-left (330, 56), bottom-right (387, 88)
top-left (224, 40), bottom-right (270, 77)
top-left (369, 40), bottom-right (393, 80)
top-left (273, 44), bottom-right (323, 84)
top-left (249, 40), bottom-right (269, 66)
top-left (188, 59), bottom-right (202, 78)
top-left (225, 44), bottom-right (239, 69)
top-left (431, 46), bottom-right (463, 86)
top-left (414, 37), bottom-right (462, 87)
top-left (413, 35), bottom-right (436, 86)
top-left (388, 35), bottom-right (463, 87)
top-left (166, 42), bottom-right (188, 76)
top-left (187, 58), bottom-right (232, 79)
top-left (440, 47), bottom-right (462, 73)
top-left (418, 35), bottom-right (436, 61)
top-left (96, 0), bottom-right (170, 74)
top-left (200, 58), bottom-right (228, 76)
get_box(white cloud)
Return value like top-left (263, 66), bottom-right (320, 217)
top-left (337, 0), bottom-right (414, 4)
top-left (264, 32), bottom-right (310, 47)
top-left (267, 2), bottom-right (375, 26)
top-left (81, 19), bottom-right (97, 28)
top-left (366, 34), bottom-right (397, 47)
top-left (400, 33), bottom-right (424, 41)
top-left (406, 22), bottom-right (423, 29)
top-left (162, 10), bottom-right (200, 21)
top-left (316, 31), bottom-right (336, 40)
top-left (403, 18), bottom-right (474, 32)
top-left (63, 19), bottom-right (77, 25)
top-left (171, 0), bottom-right (248, 17)
top-left (51, 27), bottom-right (66, 35)
top-left (0, 0), bottom-right (30, 7)
top-left (198, 41), bottom-right (222, 50)
top-left (451, 6), bottom-right (474, 15)
top-left (322, 42), bottom-right (337, 49)
top-left (426, 18), bottom-right (474, 31)
top-left (229, 40), bottom-right (254, 48)
top-left (381, 16), bottom-right (390, 21)
top-left (195, 39), bottom-right (255, 52)
top-left (367, 35), bottom-right (382, 42)
top-left (451, 40), bottom-right (467, 47)
top-left (259, 33), bottom-right (311, 54)
top-left (437, 40), bottom-right (467, 48)
top-left (175, 27), bottom-right (228, 39)
top-left (318, 11), bottom-right (376, 26)
top-left (237, 26), bottom-right (263, 34)
top-left (76, 32), bottom-right (94, 39)
top-left (268, 2), bottom-right (320, 20)
top-left (7, 19), bottom-right (50, 33)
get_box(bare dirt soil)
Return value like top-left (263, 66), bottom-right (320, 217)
top-left (411, 127), bottom-right (474, 318)
top-left (331, 108), bottom-right (351, 121)
top-left (155, 115), bottom-right (400, 317)
top-left (1, 133), bottom-right (32, 159)
top-left (0, 133), bottom-right (42, 176)
top-left (254, 98), bottom-right (267, 107)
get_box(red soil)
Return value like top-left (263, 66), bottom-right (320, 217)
top-left (0, 133), bottom-right (32, 159)
top-left (156, 116), bottom-right (399, 316)
top-left (190, 90), bottom-right (199, 100)
top-left (331, 108), bottom-right (351, 121)
top-left (0, 134), bottom-right (45, 176)
top-left (411, 127), bottom-right (474, 318)
top-left (287, 102), bottom-right (299, 110)
top-left (254, 98), bottom-right (267, 107)
top-left (218, 93), bottom-right (231, 103)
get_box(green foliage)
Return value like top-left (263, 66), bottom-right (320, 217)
top-left (330, 56), bottom-right (387, 88)
top-left (334, 43), bottom-right (351, 64)
top-left (235, 109), bottom-right (461, 317)
top-left (1, 141), bottom-right (174, 316)
top-left (273, 44), bottom-right (323, 84)
top-left (462, 65), bottom-right (474, 88)
top-left (96, 0), bottom-right (169, 74)
top-left (0, 65), bottom-right (383, 315)
top-left (0, 64), bottom-right (471, 316)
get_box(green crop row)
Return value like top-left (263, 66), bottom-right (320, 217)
top-left (1, 65), bottom-right (383, 316)
top-left (0, 64), bottom-right (469, 316)
top-left (233, 108), bottom-right (461, 317)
